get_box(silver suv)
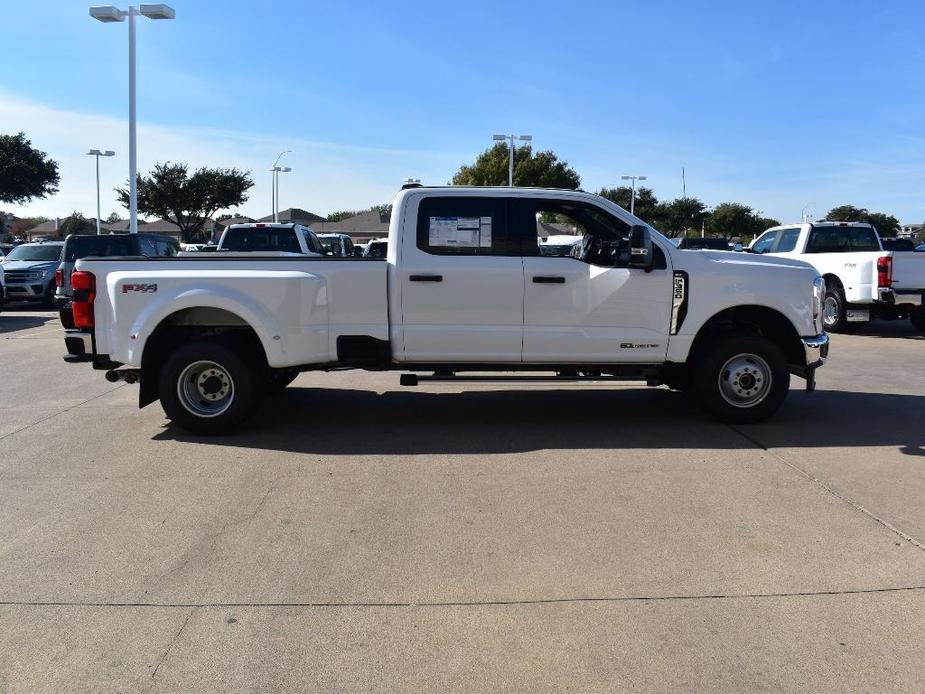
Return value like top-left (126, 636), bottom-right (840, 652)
top-left (0, 241), bottom-right (64, 307)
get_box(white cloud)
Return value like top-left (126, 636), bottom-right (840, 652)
top-left (0, 91), bottom-right (464, 220)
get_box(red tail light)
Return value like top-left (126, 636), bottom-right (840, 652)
top-left (876, 256), bottom-right (892, 288)
top-left (55, 267), bottom-right (63, 286)
top-left (71, 271), bottom-right (96, 329)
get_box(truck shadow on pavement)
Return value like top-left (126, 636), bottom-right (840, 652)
top-left (0, 311), bottom-right (56, 333)
top-left (154, 387), bottom-right (925, 457)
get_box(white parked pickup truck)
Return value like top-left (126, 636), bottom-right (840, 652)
top-left (62, 186), bottom-right (829, 434)
top-left (751, 222), bottom-right (925, 332)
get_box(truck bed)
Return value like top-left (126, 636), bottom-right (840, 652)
top-left (75, 255), bottom-right (389, 369)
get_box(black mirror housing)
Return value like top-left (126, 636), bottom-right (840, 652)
top-left (628, 224), bottom-right (653, 269)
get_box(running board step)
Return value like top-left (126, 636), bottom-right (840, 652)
top-left (399, 373), bottom-right (655, 386)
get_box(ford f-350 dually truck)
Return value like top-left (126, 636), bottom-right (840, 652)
top-left (61, 186), bottom-right (829, 434)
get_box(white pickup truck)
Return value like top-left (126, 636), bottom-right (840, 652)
top-left (751, 222), bottom-right (925, 332)
top-left (62, 186), bottom-right (829, 434)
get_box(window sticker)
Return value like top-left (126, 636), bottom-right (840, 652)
top-left (428, 216), bottom-right (484, 247)
top-left (479, 217), bottom-right (492, 247)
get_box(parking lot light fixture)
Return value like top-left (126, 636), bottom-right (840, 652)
top-left (270, 150), bottom-right (291, 222)
top-left (493, 133), bottom-right (533, 186)
top-left (89, 4), bottom-right (175, 234)
top-left (272, 166), bottom-right (292, 222)
top-left (87, 149), bottom-right (116, 235)
top-left (620, 174), bottom-right (647, 215)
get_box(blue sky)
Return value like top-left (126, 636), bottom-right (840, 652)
top-left (2, 0), bottom-right (924, 224)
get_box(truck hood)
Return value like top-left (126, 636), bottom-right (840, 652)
top-left (699, 251), bottom-right (817, 273)
top-left (1, 260), bottom-right (59, 272)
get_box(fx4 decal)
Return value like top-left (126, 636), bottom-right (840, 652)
top-left (122, 283), bottom-right (158, 294)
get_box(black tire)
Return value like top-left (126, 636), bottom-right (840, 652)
top-left (43, 284), bottom-right (56, 309)
top-left (158, 340), bottom-right (259, 435)
top-left (265, 368), bottom-right (299, 394)
top-left (694, 335), bottom-right (790, 424)
top-left (822, 285), bottom-right (849, 333)
top-left (58, 304), bottom-right (75, 330)
top-left (911, 310), bottom-right (925, 334)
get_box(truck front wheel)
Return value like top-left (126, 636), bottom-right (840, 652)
top-left (694, 336), bottom-right (790, 424)
top-left (159, 340), bottom-right (258, 435)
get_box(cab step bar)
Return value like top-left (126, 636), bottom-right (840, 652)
top-left (400, 373), bottom-right (658, 386)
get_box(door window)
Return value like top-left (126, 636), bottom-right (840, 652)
top-left (774, 228), bottom-right (801, 253)
top-left (752, 230), bottom-right (778, 254)
top-left (519, 199), bottom-right (664, 269)
top-left (416, 197), bottom-right (511, 255)
top-left (138, 237), bottom-right (157, 256)
top-left (155, 240), bottom-right (178, 256)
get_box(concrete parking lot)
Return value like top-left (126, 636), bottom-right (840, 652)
top-left (1, 304), bottom-right (923, 693)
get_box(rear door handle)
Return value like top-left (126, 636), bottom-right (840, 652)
top-left (409, 274), bottom-right (443, 282)
top-left (532, 275), bottom-right (566, 284)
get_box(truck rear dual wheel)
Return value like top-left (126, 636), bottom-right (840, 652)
top-left (911, 311), bottom-right (925, 334)
top-left (159, 340), bottom-right (258, 435)
top-left (694, 336), bottom-right (790, 424)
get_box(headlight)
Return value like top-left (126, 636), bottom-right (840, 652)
top-left (812, 276), bottom-right (825, 330)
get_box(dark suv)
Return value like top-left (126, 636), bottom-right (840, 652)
top-left (56, 233), bottom-right (179, 327)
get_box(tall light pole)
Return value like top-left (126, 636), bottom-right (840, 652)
top-left (492, 134), bottom-right (532, 186)
top-left (620, 174), bottom-right (647, 215)
top-left (272, 166), bottom-right (291, 222)
top-left (90, 5), bottom-right (175, 234)
top-left (801, 203), bottom-right (814, 223)
top-left (270, 150), bottom-right (291, 222)
top-left (87, 149), bottom-right (115, 235)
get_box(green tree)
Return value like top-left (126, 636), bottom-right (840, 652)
top-left (105, 212), bottom-right (123, 224)
top-left (117, 162), bottom-right (254, 243)
top-left (451, 143), bottom-right (580, 189)
top-left (326, 210), bottom-right (357, 222)
top-left (58, 212), bottom-right (95, 237)
top-left (657, 197), bottom-right (708, 237)
top-left (825, 205), bottom-right (900, 237)
top-left (825, 205), bottom-right (867, 222)
top-left (708, 202), bottom-right (766, 240)
top-left (598, 186), bottom-right (660, 223)
top-left (756, 216), bottom-right (781, 231)
top-left (0, 132), bottom-right (60, 205)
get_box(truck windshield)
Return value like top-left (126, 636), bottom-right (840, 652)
top-left (65, 236), bottom-right (134, 261)
top-left (806, 225), bottom-right (880, 253)
top-left (221, 228), bottom-right (301, 253)
top-left (4, 245), bottom-right (62, 261)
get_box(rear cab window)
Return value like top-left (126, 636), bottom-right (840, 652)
top-left (65, 236), bottom-right (133, 261)
top-left (221, 227), bottom-right (302, 253)
top-left (416, 197), bottom-right (513, 255)
top-left (806, 225), bottom-right (881, 253)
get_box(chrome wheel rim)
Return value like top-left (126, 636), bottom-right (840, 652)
top-left (823, 297), bottom-right (838, 327)
top-left (177, 360), bottom-right (234, 418)
top-left (718, 353), bottom-right (772, 408)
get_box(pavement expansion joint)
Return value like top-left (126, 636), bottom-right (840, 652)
top-left (727, 424), bottom-right (925, 552)
top-left (3, 584), bottom-right (925, 610)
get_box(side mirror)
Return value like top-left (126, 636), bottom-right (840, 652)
top-left (628, 224), bottom-right (653, 270)
top-left (733, 242), bottom-right (743, 252)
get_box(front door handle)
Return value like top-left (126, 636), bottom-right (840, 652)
top-left (409, 274), bottom-right (443, 282)
top-left (532, 275), bottom-right (566, 284)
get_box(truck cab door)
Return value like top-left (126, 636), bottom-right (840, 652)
top-left (395, 195), bottom-right (524, 362)
top-left (517, 198), bottom-right (672, 363)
